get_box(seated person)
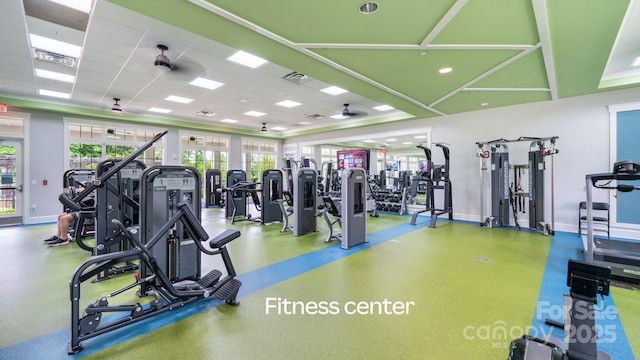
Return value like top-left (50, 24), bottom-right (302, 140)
top-left (43, 212), bottom-right (78, 247)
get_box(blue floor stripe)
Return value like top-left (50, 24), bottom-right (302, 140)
top-left (0, 221), bottom-right (430, 359)
top-left (530, 231), bottom-right (634, 359)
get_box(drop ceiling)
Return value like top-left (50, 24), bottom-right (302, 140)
top-left (0, 0), bottom-right (639, 148)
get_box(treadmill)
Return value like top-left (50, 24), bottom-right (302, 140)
top-left (584, 161), bottom-right (640, 283)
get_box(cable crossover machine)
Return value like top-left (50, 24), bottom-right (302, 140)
top-left (475, 136), bottom-right (558, 235)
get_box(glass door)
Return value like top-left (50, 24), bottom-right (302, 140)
top-left (0, 140), bottom-right (23, 225)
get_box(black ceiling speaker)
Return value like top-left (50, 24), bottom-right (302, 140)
top-left (261, 123), bottom-right (267, 132)
top-left (154, 44), bottom-right (171, 71)
top-left (111, 98), bottom-right (122, 112)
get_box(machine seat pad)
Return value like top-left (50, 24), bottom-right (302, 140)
top-left (210, 229), bottom-right (241, 248)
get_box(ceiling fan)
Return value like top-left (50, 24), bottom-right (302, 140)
top-left (106, 97), bottom-right (142, 115)
top-left (151, 44), bottom-right (206, 80)
top-left (341, 104), bottom-right (367, 118)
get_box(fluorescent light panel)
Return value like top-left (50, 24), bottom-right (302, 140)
top-left (330, 114), bottom-right (349, 120)
top-left (47, 0), bottom-right (93, 13)
top-left (148, 107), bottom-right (171, 113)
top-left (165, 95), bottom-right (193, 104)
top-left (29, 34), bottom-right (82, 58)
top-left (244, 111), bottom-right (266, 117)
top-left (35, 68), bottom-right (75, 83)
top-left (221, 119), bottom-right (239, 123)
top-left (39, 89), bottom-right (70, 99)
top-left (374, 105), bottom-right (394, 111)
top-left (227, 51), bottom-right (268, 69)
top-left (414, 135), bottom-right (427, 139)
top-left (271, 126), bottom-right (287, 131)
top-left (189, 77), bottom-right (224, 90)
top-left (276, 100), bottom-right (302, 108)
top-left (321, 86), bottom-right (348, 95)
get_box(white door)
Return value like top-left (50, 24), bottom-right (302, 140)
top-left (0, 140), bottom-right (23, 225)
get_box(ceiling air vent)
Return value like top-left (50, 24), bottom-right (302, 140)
top-left (32, 48), bottom-right (78, 68)
top-left (305, 114), bottom-right (325, 120)
top-left (282, 71), bottom-right (310, 84)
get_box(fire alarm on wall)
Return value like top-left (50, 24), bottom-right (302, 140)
top-left (0, 104), bottom-right (7, 112)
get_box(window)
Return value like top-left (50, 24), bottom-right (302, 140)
top-left (66, 121), bottom-right (166, 170)
top-left (180, 133), bottom-right (229, 187)
top-left (242, 139), bottom-right (277, 181)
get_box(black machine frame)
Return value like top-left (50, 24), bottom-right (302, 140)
top-left (410, 143), bottom-right (452, 228)
top-left (584, 161), bottom-right (640, 282)
top-left (67, 165), bottom-right (242, 354)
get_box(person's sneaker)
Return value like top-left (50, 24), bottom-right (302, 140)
top-left (43, 236), bottom-right (60, 244)
top-left (48, 238), bottom-right (70, 247)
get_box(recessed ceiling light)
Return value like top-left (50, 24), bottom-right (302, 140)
top-left (189, 77), bottom-right (224, 90)
top-left (330, 114), bottom-right (349, 120)
top-left (414, 135), bottom-right (427, 139)
top-left (35, 68), bottom-right (75, 83)
top-left (386, 138), bottom-right (397, 142)
top-left (632, 56), bottom-right (640, 68)
top-left (221, 119), bottom-right (239, 123)
top-left (298, 121), bottom-right (314, 125)
top-left (165, 95), bottom-right (193, 104)
top-left (359, 2), bottom-right (379, 14)
top-left (402, 142), bottom-right (413, 145)
top-left (271, 126), bottom-right (287, 131)
top-left (438, 67), bottom-right (453, 74)
top-left (363, 140), bottom-right (375, 143)
top-left (244, 111), bottom-right (266, 117)
top-left (47, 0), bottom-right (92, 13)
top-left (227, 50), bottom-right (268, 69)
top-left (276, 100), bottom-right (302, 108)
top-left (29, 34), bottom-right (82, 58)
top-left (374, 105), bottom-right (394, 111)
top-left (148, 107), bottom-right (171, 114)
top-left (321, 86), bottom-right (348, 95)
top-left (39, 89), bottom-right (70, 99)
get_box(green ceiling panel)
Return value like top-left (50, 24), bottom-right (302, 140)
top-left (311, 48), bottom-right (519, 105)
top-left (472, 48), bottom-right (549, 89)
top-left (432, 0), bottom-right (539, 45)
top-left (203, 0), bottom-right (458, 44)
top-left (433, 90), bottom-right (551, 115)
top-left (546, 0), bottom-right (630, 98)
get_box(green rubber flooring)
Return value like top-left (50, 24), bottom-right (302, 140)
top-left (0, 208), bottom-right (637, 359)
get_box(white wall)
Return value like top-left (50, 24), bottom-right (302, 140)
top-left (285, 87), bottom-right (640, 238)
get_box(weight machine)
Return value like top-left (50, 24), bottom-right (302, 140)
top-left (87, 159), bottom-right (145, 281)
top-left (67, 165), bottom-right (242, 354)
top-left (204, 169), bottom-right (222, 207)
top-left (475, 136), bottom-right (558, 234)
top-left (222, 169), bottom-right (284, 225)
top-left (410, 143), bottom-right (452, 228)
top-left (320, 168), bottom-right (368, 249)
top-left (293, 168), bottom-right (318, 236)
